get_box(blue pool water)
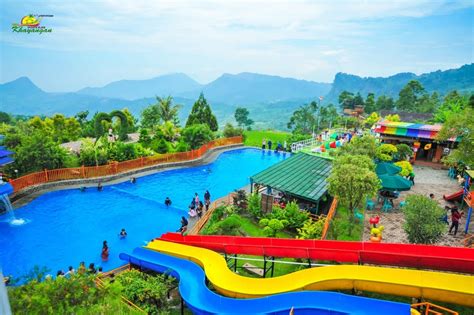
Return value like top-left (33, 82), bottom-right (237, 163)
top-left (0, 148), bottom-right (287, 278)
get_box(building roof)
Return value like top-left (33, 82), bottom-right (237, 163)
top-left (250, 152), bottom-right (332, 203)
top-left (374, 121), bottom-right (458, 141)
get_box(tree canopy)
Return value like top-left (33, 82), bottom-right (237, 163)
top-left (185, 93), bottom-right (218, 131)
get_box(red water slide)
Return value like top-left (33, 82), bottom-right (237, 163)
top-left (159, 233), bottom-right (474, 274)
top-left (443, 189), bottom-right (464, 202)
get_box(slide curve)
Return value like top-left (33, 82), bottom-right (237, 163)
top-left (159, 233), bottom-right (474, 274)
top-left (147, 240), bottom-right (474, 307)
top-left (443, 189), bottom-right (464, 201)
top-left (120, 247), bottom-right (410, 314)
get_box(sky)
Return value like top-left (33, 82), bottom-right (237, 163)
top-left (0, 0), bottom-right (473, 92)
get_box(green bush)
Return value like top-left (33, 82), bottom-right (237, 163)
top-left (259, 218), bottom-right (286, 237)
top-left (376, 144), bottom-right (398, 161)
top-left (108, 142), bottom-right (138, 162)
top-left (175, 139), bottom-right (190, 152)
top-left (297, 218), bottom-right (325, 239)
top-left (402, 195), bottom-right (445, 244)
top-left (247, 193), bottom-right (262, 219)
top-left (394, 160), bottom-right (413, 177)
top-left (182, 124), bottom-right (214, 149)
top-left (151, 138), bottom-right (170, 154)
top-left (115, 269), bottom-right (175, 314)
top-left (216, 214), bottom-right (242, 235)
top-left (395, 143), bottom-right (413, 161)
top-left (223, 123), bottom-right (243, 138)
top-left (8, 273), bottom-right (129, 314)
top-left (271, 201), bottom-right (309, 231)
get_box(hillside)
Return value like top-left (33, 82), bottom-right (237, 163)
top-left (324, 63), bottom-right (474, 104)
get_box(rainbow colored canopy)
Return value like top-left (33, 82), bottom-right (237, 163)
top-left (374, 121), bottom-right (458, 141)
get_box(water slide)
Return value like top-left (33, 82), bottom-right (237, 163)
top-left (160, 233), bottom-right (474, 274)
top-left (120, 247), bottom-right (410, 315)
top-left (443, 189), bottom-right (464, 202)
top-left (146, 240), bottom-right (474, 308)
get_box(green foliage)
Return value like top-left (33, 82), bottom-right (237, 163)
top-left (395, 143), bottom-right (413, 161)
top-left (151, 138), bottom-right (171, 154)
top-left (175, 139), bottom-right (190, 152)
top-left (234, 107), bottom-right (254, 129)
top-left (141, 96), bottom-right (181, 129)
top-left (93, 112), bottom-right (112, 140)
top-left (110, 110), bottom-right (130, 141)
top-left (223, 123), bottom-right (244, 138)
top-left (243, 130), bottom-right (290, 147)
top-left (247, 193), bottom-right (262, 219)
top-left (138, 128), bottom-right (152, 146)
top-left (181, 124), bottom-right (214, 149)
top-left (216, 214), bottom-right (242, 235)
top-left (287, 101), bottom-right (317, 134)
top-left (78, 139), bottom-right (108, 166)
top-left (402, 195), bottom-right (445, 244)
top-left (108, 142), bottom-right (138, 162)
top-left (327, 155), bottom-right (380, 229)
top-left (364, 93), bottom-right (376, 114)
top-left (7, 273), bottom-right (131, 314)
top-left (297, 218), bottom-right (325, 239)
top-left (115, 269), bottom-right (175, 314)
top-left (376, 143), bottom-right (398, 161)
top-left (27, 114), bottom-right (82, 143)
top-left (394, 160), bottom-right (413, 177)
top-left (259, 218), bottom-right (286, 237)
top-left (337, 135), bottom-right (378, 159)
top-left (186, 93), bottom-right (218, 131)
top-left (375, 95), bottom-right (395, 111)
top-left (364, 112), bottom-right (380, 127)
top-left (7, 133), bottom-right (69, 175)
top-left (333, 154), bottom-right (375, 172)
top-left (437, 106), bottom-right (474, 168)
top-left (397, 80), bottom-right (425, 111)
top-left (433, 91), bottom-right (467, 123)
top-left (159, 120), bottom-right (180, 142)
top-left (0, 111), bottom-right (12, 124)
top-left (270, 201), bottom-right (309, 231)
top-left (232, 189), bottom-right (247, 210)
top-left (339, 91), bottom-right (355, 109)
top-left (384, 114), bottom-right (400, 122)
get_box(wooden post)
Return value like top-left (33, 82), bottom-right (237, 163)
top-left (140, 157), bottom-right (144, 167)
top-left (44, 169), bottom-right (49, 182)
top-left (81, 165), bottom-right (85, 178)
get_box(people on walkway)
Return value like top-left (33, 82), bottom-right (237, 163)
top-left (101, 241), bottom-right (109, 261)
top-left (267, 139), bottom-right (273, 150)
top-left (197, 201), bottom-right (203, 218)
top-left (261, 138), bottom-right (266, 150)
top-left (194, 192), bottom-right (199, 205)
top-left (78, 261), bottom-right (86, 274)
top-left (449, 207), bottom-right (463, 236)
top-left (165, 197), bottom-right (172, 207)
top-left (88, 263), bottom-right (97, 274)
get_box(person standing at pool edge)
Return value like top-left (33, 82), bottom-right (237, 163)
top-left (261, 138), bottom-right (266, 150)
top-left (101, 241), bottom-right (109, 261)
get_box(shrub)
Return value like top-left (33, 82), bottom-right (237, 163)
top-left (270, 201), bottom-right (309, 231)
top-left (182, 124), bottom-right (214, 149)
top-left (215, 214), bottom-right (242, 235)
top-left (376, 144), bottom-right (398, 161)
top-left (402, 195), bottom-right (445, 244)
top-left (115, 269), bottom-right (175, 314)
top-left (259, 218), bottom-right (286, 237)
top-left (247, 193), bottom-right (262, 219)
top-left (175, 139), bottom-right (189, 152)
top-left (150, 138), bottom-right (170, 154)
top-left (297, 218), bottom-right (325, 239)
top-left (78, 139), bottom-right (108, 166)
top-left (108, 142), bottom-right (138, 162)
top-left (395, 160), bottom-right (413, 177)
top-left (233, 189), bottom-right (247, 210)
top-left (138, 128), bottom-right (152, 146)
top-left (395, 143), bottom-right (413, 161)
top-left (223, 123), bottom-right (243, 138)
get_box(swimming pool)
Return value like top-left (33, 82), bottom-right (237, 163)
top-left (0, 148), bottom-right (287, 278)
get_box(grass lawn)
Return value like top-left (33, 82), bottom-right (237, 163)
top-left (243, 130), bottom-right (290, 148)
top-left (327, 206), bottom-right (364, 241)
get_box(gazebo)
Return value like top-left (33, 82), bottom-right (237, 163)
top-left (250, 153), bottom-right (332, 214)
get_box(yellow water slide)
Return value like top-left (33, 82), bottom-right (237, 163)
top-left (147, 240), bottom-right (474, 307)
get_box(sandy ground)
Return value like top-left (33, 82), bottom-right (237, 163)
top-left (363, 165), bottom-right (467, 247)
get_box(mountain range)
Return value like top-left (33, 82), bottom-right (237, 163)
top-left (1, 64), bottom-right (472, 129)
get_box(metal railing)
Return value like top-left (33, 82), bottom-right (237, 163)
top-left (290, 138), bottom-right (317, 152)
top-left (9, 136), bottom-right (243, 193)
top-left (411, 302), bottom-right (458, 315)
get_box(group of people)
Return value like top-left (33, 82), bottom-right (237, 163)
top-left (176, 190), bottom-right (212, 235)
top-left (261, 138), bottom-right (287, 152)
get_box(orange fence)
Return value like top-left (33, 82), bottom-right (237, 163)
top-left (9, 136), bottom-right (243, 193)
top-left (411, 302), bottom-right (458, 315)
top-left (321, 197), bottom-right (338, 240)
top-left (187, 193), bottom-right (235, 235)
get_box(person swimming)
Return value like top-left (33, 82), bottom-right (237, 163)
top-left (97, 182), bottom-right (103, 191)
top-left (164, 197), bottom-right (172, 207)
top-left (130, 177), bottom-right (136, 184)
top-left (101, 241), bottom-right (109, 261)
top-left (119, 228), bottom-right (127, 239)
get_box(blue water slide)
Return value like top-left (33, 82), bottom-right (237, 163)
top-left (119, 247), bottom-right (410, 315)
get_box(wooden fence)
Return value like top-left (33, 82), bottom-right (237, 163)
top-left (187, 193), bottom-right (235, 235)
top-left (320, 197), bottom-right (338, 240)
top-left (9, 136), bottom-right (243, 193)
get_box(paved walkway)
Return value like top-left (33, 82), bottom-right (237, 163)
top-left (363, 165), bottom-right (466, 247)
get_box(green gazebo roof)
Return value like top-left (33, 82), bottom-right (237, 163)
top-left (250, 152), bottom-right (332, 203)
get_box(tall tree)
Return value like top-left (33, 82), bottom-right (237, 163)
top-left (185, 93), bottom-right (218, 131)
top-left (353, 92), bottom-right (365, 107)
top-left (234, 107), bottom-right (254, 129)
top-left (375, 95), bottom-right (395, 111)
top-left (396, 80), bottom-right (425, 111)
top-left (364, 93), bottom-right (376, 114)
top-left (338, 91), bottom-right (355, 109)
top-left (433, 91), bottom-right (467, 123)
top-left (141, 96), bottom-right (181, 129)
top-left (287, 103), bottom-right (317, 134)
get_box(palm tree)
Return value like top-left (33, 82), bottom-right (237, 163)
top-left (156, 96), bottom-right (181, 126)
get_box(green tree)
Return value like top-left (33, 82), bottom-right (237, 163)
top-left (0, 111), bottom-right (12, 124)
top-left (141, 96), bottom-right (181, 128)
top-left (74, 110), bottom-right (89, 125)
top-left (353, 92), bottom-right (365, 107)
top-left (339, 91), bottom-right (355, 109)
top-left (337, 135), bottom-right (378, 159)
top-left (8, 133), bottom-right (68, 175)
top-left (375, 95), bottom-right (395, 111)
top-left (364, 112), bottom-right (380, 128)
top-left (185, 93), bottom-right (218, 131)
top-left (234, 107), bottom-right (254, 129)
top-left (259, 218), bottom-right (287, 237)
top-left (433, 91), bottom-right (467, 123)
top-left (270, 201), bottom-right (309, 231)
top-left (364, 93), bottom-right (376, 114)
top-left (287, 102), bottom-right (317, 134)
top-left (327, 155), bottom-right (380, 230)
top-left (79, 139), bottom-right (108, 166)
top-left (384, 114), bottom-right (401, 122)
top-left (247, 193), bottom-right (262, 219)
top-left (109, 110), bottom-right (130, 141)
top-left (395, 143), bottom-right (413, 161)
top-left (402, 195), bottom-right (445, 244)
top-left (223, 123), bottom-right (243, 138)
top-left (397, 80), bottom-right (425, 111)
top-left (181, 124), bottom-right (214, 149)
top-left (437, 106), bottom-right (474, 168)
top-left (394, 160), bottom-right (413, 177)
